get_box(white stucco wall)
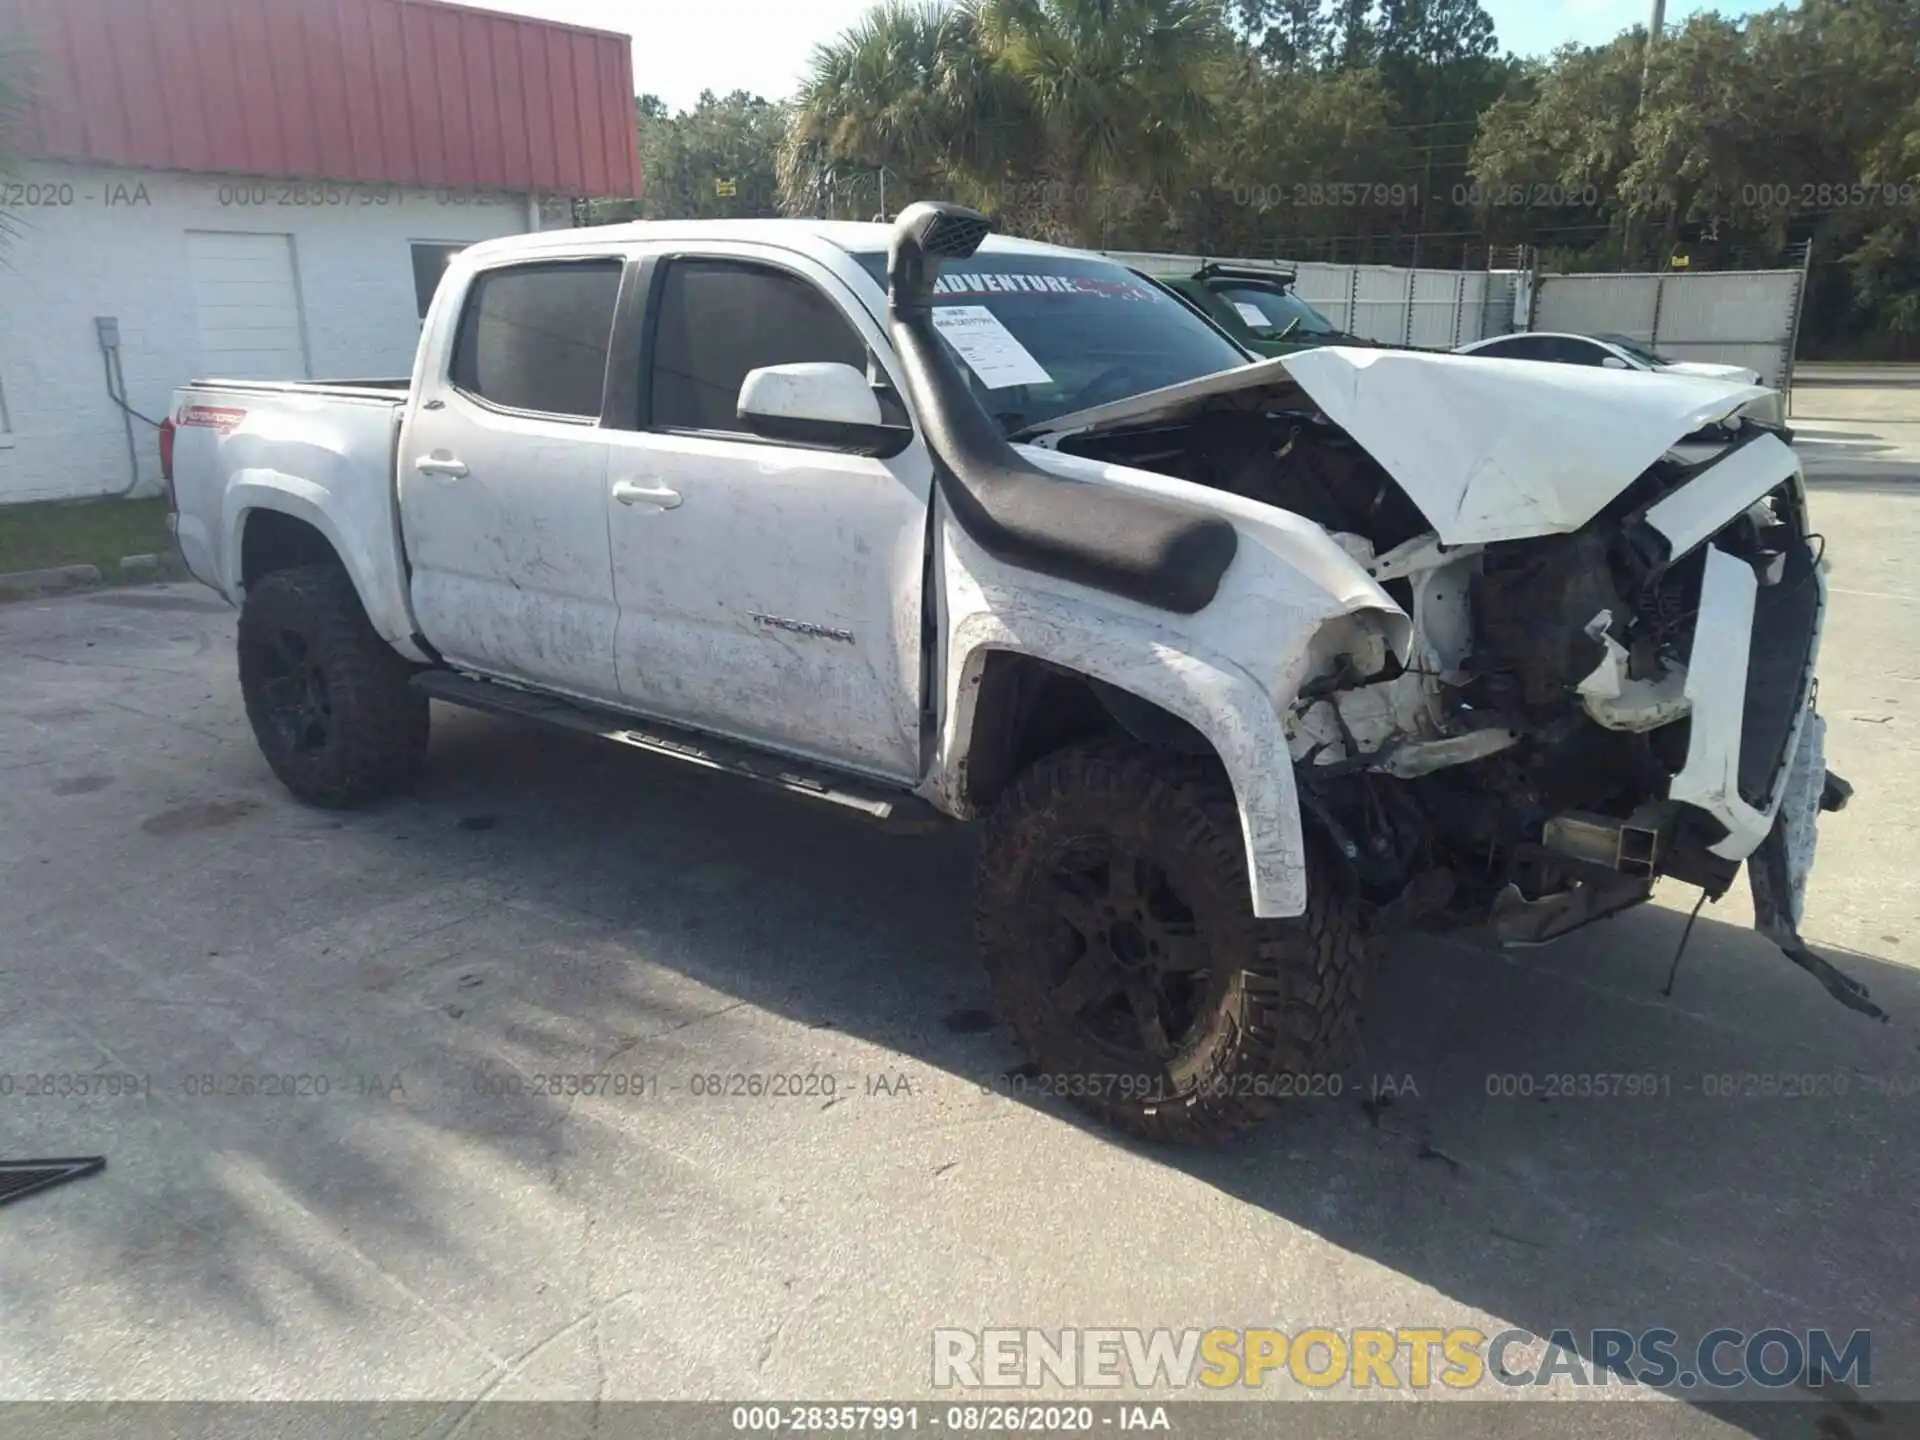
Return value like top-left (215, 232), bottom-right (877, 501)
top-left (0, 160), bottom-right (537, 503)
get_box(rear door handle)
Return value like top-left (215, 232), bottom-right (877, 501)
top-left (612, 479), bottom-right (682, 510)
top-left (414, 454), bottom-right (469, 478)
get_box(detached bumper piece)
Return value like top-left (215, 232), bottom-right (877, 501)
top-left (1751, 831), bottom-right (1884, 1021)
top-left (1747, 719), bottom-right (1885, 1021)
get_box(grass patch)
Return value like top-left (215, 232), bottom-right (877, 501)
top-left (0, 496), bottom-right (173, 578)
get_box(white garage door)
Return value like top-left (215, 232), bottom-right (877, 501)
top-left (186, 231), bottom-right (309, 380)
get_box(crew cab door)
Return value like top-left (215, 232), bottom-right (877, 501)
top-left (399, 255), bottom-right (627, 703)
top-left (599, 247), bottom-right (933, 781)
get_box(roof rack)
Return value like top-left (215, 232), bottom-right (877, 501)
top-left (1195, 262), bottom-right (1299, 288)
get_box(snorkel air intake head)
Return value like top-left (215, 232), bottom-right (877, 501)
top-left (887, 201), bottom-right (992, 318)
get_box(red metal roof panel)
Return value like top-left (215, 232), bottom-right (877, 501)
top-left (1, 0), bottom-right (641, 196)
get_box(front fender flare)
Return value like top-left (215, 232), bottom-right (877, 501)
top-left (930, 601), bottom-right (1312, 920)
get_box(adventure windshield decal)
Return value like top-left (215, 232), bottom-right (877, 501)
top-left (932, 272), bottom-right (1158, 301)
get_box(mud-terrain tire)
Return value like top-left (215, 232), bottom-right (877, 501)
top-left (237, 564), bottom-right (428, 807)
top-left (976, 739), bottom-right (1367, 1143)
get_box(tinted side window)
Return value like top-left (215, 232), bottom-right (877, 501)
top-left (1481, 337), bottom-right (1552, 360)
top-left (1549, 338), bottom-right (1609, 366)
top-left (450, 260), bottom-right (623, 418)
top-left (650, 260), bottom-right (867, 433)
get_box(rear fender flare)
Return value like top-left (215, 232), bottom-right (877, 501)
top-left (223, 475), bottom-right (427, 663)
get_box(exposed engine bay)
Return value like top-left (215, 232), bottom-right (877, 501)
top-left (1034, 367), bottom-right (1876, 1017)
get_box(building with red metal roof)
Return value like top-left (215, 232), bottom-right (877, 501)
top-left (0, 0), bottom-right (641, 502)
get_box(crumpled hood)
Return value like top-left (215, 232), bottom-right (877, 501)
top-left (1030, 346), bottom-right (1777, 545)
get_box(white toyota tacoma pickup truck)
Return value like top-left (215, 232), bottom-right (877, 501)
top-left (164, 202), bottom-right (1874, 1143)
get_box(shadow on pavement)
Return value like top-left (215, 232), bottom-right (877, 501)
top-left (6, 683), bottom-right (1916, 1426)
top-left (428, 716), bottom-right (1920, 1431)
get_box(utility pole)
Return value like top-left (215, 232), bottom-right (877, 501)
top-left (1625, 0), bottom-right (1668, 270)
top-left (1640, 0), bottom-right (1667, 95)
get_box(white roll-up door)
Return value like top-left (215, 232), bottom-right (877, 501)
top-left (185, 231), bottom-right (309, 380)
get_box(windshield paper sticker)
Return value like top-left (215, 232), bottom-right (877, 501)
top-left (931, 305), bottom-right (1053, 389)
top-left (1232, 301), bottom-right (1273, 330)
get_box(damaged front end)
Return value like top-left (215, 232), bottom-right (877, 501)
top-left (1032, 348), bottom-right (1878, 1019)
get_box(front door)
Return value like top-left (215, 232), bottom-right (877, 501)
top-left (601, 250), bottom-right (932, 781)
top-left (400, 256), bottom-right (627, 704)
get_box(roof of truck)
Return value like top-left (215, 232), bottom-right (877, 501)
top-left (465, 219), bottom-right (1089, 264)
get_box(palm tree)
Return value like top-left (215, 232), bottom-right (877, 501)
top-left (0, 41), bottom-right (26, 250)
top-left (781, 2), bottom-right (1020, 219)
top-left (973, 0), bottom-right (1225, 232)
top-left (0, 33), bottom-right (33, 253)
top-left (781, 0), bottom-right (1227, 241)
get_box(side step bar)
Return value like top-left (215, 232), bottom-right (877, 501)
top-left (412, 670), bottom-right (934, 823)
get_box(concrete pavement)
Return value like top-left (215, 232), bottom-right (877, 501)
top-left (1791, 368), bottom-right (1920, 485)
top-left (2, 390), bottom-right (1917, 1434)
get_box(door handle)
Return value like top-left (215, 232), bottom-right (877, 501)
top-left (414, 454), bottom-right (469, 478)
top-left (612, 479), bottom-right (682, 510)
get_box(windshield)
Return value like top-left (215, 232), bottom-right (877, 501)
top-left (1596, 333), bottom-right (1675, 367)
top-left (853, 250), bottom-right (1249, 431)
top-left (1216, 286), bottom-right (1341, 337)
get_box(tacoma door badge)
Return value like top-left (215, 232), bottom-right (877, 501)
top-left (751, 613), bottom-right (855, 645)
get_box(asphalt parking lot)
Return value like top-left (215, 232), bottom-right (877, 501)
top-left (3, 378), bottom-right (1917, 1433)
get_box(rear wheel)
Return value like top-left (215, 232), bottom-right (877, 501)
top-left (237, 564), bottom-right (427, 807)
top-left (975, 740), bottom-right (1367, 1143)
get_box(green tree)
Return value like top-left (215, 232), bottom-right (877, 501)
top-left (781, 1), bottom-right (1014, 221)
top-left (1467, 33), bottom-right (1648, 260)
top-left (611, 0), bottom-right (1916, 353)
top-left (1222, 1), bottom-right (1509, 256)
top-left (1186, 59), bottom-right (1410, 256)
top-left (783, 0), bottom-right (1228, 240)
top-left (585, 89), bottom-right (787, 224)
top-left (0, 35), bottom-right (29, 249)
top-left (1372, 1), bottom-right (1510, 239)
top-left (636, 90), bottom-right (789, 220)
top-left (1231, 0), bottom-right (1339, 69)
top-left (1470, 0), bottom-right (1920, 345)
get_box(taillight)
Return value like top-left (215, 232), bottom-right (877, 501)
top-left (158, 416), bottom-right (176, 500)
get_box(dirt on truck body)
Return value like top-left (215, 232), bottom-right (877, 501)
top-left (165, 200), bottom-right (1871, 1148)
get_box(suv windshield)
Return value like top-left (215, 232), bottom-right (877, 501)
top-left (1216, 286), bottom-right (1341, 337)
top-left (852, 250), bottom-right (1249, 432)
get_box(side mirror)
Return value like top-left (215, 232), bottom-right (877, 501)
top-left (736, 362), bottom-right (914, 458)
top-left (1601, 355), bottom-right (1632, 370)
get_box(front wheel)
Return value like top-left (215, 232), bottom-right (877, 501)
top-left (975, 740), bottom-right (1368, 1143)
top-left (237, 564), bottom-right (428, 807)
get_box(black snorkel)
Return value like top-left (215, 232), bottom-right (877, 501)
top-left (883, 201), bottom-right (1237, 615)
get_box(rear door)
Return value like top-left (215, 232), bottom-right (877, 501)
top-left (599, 246), bottom-right (933, 781)
top-left (399, 254), bottom-right (629, 703)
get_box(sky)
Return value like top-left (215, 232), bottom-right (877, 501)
top-left (462, 0), bottom-right (1784, 114)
